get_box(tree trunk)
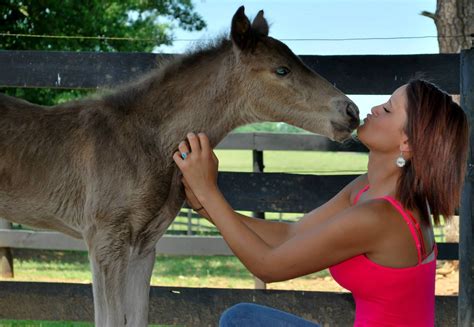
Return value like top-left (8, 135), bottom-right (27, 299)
top-left (422, 0), bottom-right (473, 102)
top-left (422, 0), bottom-right (473, 53)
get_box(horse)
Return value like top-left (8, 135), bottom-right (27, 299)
top-left (0, 6), bottom-right (359, 326)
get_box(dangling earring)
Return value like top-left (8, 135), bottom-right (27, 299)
top-left (396, 152), bottom-right (406, 168)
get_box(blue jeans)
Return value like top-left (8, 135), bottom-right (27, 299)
top-left (219, 303), bottom-right (320, 327)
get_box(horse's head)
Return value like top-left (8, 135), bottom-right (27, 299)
top-left (230, 6), bottom-right (359, 142)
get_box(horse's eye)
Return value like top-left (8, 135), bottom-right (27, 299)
top-left (275, 66), bottom-right (290, 77)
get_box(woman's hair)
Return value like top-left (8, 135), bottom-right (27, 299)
top-left (397, 79), bottom-right (469, 225)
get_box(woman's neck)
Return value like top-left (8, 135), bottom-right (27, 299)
top-left (366, 151), bottom-right (401, 198)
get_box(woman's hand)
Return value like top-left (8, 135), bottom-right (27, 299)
top-left (182, 177), bottom-right (213, 223)
top-left (182, 177), bottom-right (203, 210)
top-left (173, 132), bottom-right (219, 203)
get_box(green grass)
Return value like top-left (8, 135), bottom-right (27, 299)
top-left (7, 249), bottom-right (329, 286)
top-left (215, 149), bottom-right (368, 174)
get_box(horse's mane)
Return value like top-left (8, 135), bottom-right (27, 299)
top-left (101, 36), bottom-right (232, 114)
top-left (179, 35), bottom-right (231, 70)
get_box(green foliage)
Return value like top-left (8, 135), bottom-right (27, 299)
top-left (0, 0), bottom-right (206, 104)
top-left (0, 0), bottom-right (205, 51)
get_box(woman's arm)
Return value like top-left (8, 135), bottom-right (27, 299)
top-left (202, 189), bottom-right (385, 283)
top-left (173, 133), bottom-right (380, 282)
top-left (183, 176), bottom-right (293, 247)
top-left (182, 149), bottom-right (368, 247)
top-left (289, 173), bottom-right (368, 237)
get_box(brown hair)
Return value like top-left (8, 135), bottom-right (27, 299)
top-left (397, 79), bottom-right (469, 225)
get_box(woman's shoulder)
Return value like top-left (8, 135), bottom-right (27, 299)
top-left (351, 197), bottom-right (410, 235)
top-left (341, 198), bottom-right (399, 241)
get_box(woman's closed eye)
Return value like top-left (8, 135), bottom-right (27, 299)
top-left (383, 106), bottom-right (390, 113)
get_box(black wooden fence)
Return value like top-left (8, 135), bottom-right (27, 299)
top-left (0, 49), bottom-right (472, 326)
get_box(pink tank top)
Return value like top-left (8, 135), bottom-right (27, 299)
top-left (329, 185), bottom-right (437, 326)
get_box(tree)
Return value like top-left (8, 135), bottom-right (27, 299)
top-left (421, 0), bottom-right (473, 53)
top-left (0, 0), bottom-right (206, 104)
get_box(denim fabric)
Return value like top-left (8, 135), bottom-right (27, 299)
top-left (219, 302), bottom-right (320, 327)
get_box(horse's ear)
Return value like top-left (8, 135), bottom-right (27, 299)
top-left (252, 10), bottom-right (269, 36)
top-left (231, 6), bottom-right (252, 50)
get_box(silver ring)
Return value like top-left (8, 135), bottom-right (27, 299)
top-left (181, 152), bottom-right (188, 160)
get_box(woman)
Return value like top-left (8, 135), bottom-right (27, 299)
top-left (172, 79), bottom-right (468, 326)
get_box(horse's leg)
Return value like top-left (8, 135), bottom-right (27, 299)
top-left (89, 255), bottom-right (108, 326)
top-left (84, 227), bottom-right (108, 326)
top-left (124, 247), bottom-right (156, 327)
top-left (123, 200), bottom-right (183, 326)
top-left (85, 225), bottom-right (130, 327)
top-left (122, 170), bottom-right (185, 325)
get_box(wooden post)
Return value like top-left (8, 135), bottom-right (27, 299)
top-left (187, 209), bottom-right (193, 236)
top-left (459, 45), bottom-right (473, 327)
top-left (0, 218), bottom-right (14, 278)
top-left (252, 149), bottom-right (266, 290)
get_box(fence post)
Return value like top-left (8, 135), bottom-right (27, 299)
top-left (0, 218), bottom-right (14, 278)
top-left (459, 45), bottom-right (474, 327)
top-left (252, 149), bottom-right (266, 290)
top-left (187, 209), bottom-right (193, 235)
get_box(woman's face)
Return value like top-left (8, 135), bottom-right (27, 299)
top-left (357, 84), bottom-right (409, 153)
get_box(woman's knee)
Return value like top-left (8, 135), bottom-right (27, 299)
top-left (219, 302), bottom-right (259, 327)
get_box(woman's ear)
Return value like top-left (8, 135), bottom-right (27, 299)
top-left (400, 134), bottom-right (411, 153)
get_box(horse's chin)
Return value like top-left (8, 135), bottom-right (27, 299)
top-left (329, 121), bottom-right (358, 143)
top-left (331, 131), bottom-right (354, 142)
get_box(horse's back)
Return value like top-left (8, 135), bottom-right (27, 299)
top-left (0, 93), bottom-right (82, 199)
top-left (0, 93), bottom-right (45, 111)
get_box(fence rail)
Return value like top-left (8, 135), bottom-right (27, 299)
top-left (0, 229), bottom-right (459, 260)
top-left (0, 51), bottom-right (460, 94)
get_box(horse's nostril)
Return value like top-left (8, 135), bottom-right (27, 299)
top-left (346, 102), bottom-right (359, 121)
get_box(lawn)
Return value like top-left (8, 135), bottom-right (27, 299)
top-left (215, 149), bottom-right (368, 174)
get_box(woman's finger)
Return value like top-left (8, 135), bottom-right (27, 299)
top-left (173, 151), bottom-right (183, 166)
top-left (187, 132), bottom-right (201, 153)
top-left (178, 141), bottom-right (190, 158)
top-left (173, 151), bottom-right (184, 167)
top-left (198, 133), bottom-right (211, 155)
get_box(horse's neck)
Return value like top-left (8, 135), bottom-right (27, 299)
top-left (136, 50), bottom-right (246, 157)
